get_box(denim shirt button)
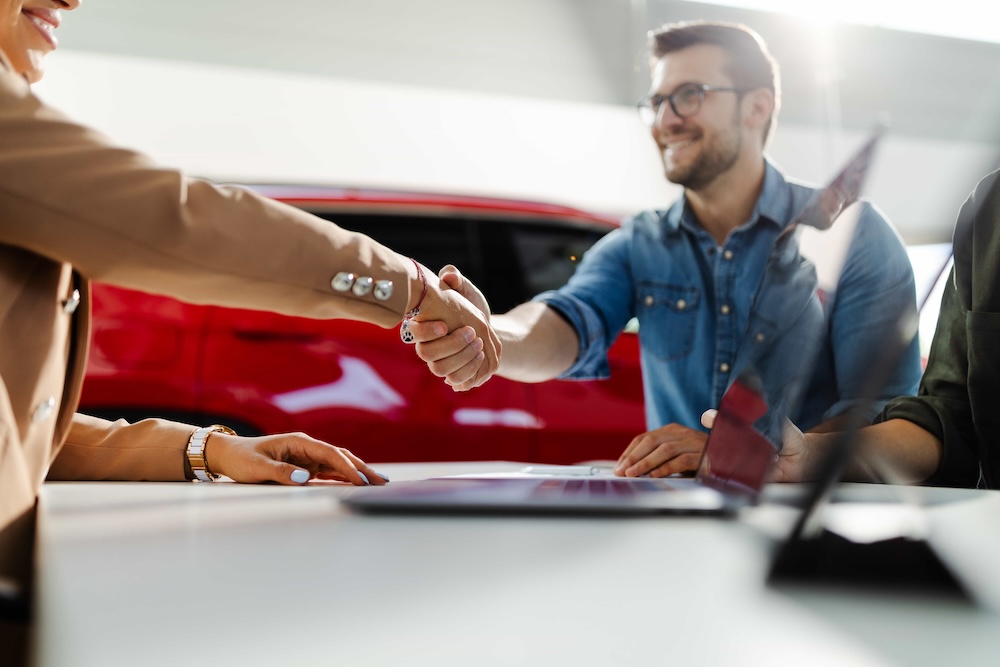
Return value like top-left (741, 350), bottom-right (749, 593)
top-left (723, 249), bottom-right (734, 260)
top-left (719, 363), bottom-right (730, 373)
top-left (720, 304), bottom-right (730, 315)
top-left (644, 295), bottom-right (655, 307)
top-left (755, 332), bottom-right (766, 343)
top-left (676, 299), bottom-right (687, 310)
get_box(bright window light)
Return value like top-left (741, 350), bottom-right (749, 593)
top-left (689, 0), bottom-right (1000, 44)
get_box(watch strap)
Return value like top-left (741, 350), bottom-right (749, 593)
top-left (186, 424), bottom-right (236, 482)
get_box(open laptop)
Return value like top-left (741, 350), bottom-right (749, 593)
top-left (345, 127), bottom-right (886, 516)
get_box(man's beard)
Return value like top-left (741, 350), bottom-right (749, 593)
top-left (663, 118), bottom-right (743, 191)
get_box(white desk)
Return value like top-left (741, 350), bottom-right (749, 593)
top-left (33, 463), bottom-right (1000, 666)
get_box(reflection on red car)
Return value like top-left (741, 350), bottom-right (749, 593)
top-left (80, 186), bottom-right (644, 463)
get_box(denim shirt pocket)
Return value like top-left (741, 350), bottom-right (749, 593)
top-left (637, 283), bottom-right (701, 362)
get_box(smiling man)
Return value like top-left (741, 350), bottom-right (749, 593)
top-left (411, 21), bottom-right (922, 477)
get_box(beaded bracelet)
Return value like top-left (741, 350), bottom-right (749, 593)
top-left (400, 258), bottom-right (428, 344)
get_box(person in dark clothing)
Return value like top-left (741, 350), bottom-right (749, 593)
top-left (768, 169), bottom-right (1000, 487)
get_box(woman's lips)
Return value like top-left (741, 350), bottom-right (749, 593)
top-left (22, 8), bottom-right (61, 50)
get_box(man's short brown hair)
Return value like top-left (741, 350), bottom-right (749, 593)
top-left (649, 21), bottom-right (781, 144)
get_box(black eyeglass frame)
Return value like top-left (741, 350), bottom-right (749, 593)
top-left (636, 83), bottom-right (751, 123)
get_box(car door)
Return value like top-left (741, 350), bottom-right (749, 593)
top-left (84, 284), bottom-right (207, 421)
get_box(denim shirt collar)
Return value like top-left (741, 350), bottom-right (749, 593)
top-left (658, 158), bottom-right (794, 239)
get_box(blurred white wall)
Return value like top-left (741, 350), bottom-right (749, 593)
top-left (33, 50), bottom-right (676, 218)
top-left (35, 50), bottom-right (996, 243)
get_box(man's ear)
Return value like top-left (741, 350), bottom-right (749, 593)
top-left (742, 88), bottom-right (775, 135)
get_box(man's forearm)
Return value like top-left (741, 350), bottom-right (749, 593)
top-left (814, 419), bottom-right (943, 484)
top-left (492, 302), bottom-right (580, 383)
top-left (806, 414), bottom-right (853, 434)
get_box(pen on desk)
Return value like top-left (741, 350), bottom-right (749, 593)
top-left (522, 465), bottom-right (600, 476)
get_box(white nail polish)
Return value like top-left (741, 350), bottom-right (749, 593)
top-left (290, 469), bottom-right (310, 484)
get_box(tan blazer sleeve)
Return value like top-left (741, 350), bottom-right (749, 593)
top-left (47, 414), bottom-right (194, 482)
top-left (0, 66), bottom-right (415, 327)
top-left (0, 63), bottom-right (423, 484)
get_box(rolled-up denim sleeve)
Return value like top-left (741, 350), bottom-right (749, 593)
top-left (533, 226), bottom-right (637, 380)
top-left (823, 202), bottom-right (923, 422)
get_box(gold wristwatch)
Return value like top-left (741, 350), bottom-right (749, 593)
top-left (186, 424), bottom-right (236, 482)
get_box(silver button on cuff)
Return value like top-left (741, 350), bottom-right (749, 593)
top-left (62, 289), bottom-right (81, 314)
top-left (373, 280), bottom-right (394, 301)
top-left (352, 276), bottom-right (374, 297)
top-left (331, 272), bottom-right (355, 292)
top-left (32, 396), bottom-right (56, 424)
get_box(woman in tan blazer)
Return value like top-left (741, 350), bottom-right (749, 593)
top-left (0, 0), bottom-right (501, 615)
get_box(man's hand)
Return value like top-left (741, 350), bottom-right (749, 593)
top-left (205, 431), bottom-right (389, 486)
top-left (614, 423), bottom-right (709, 478)
top-left (409, 265), bottom-right (499, 391)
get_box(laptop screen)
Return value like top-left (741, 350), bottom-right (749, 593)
top-left (695, 370), bottom-right (774, 499)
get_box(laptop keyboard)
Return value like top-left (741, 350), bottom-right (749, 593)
top-left (527, 478), bottom-right (664, 500)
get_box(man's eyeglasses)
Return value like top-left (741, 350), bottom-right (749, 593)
top-left (636, 83), bottom-right (749, 125)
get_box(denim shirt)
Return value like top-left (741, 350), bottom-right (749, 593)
top-left (536, 161), bottom-right (922, 437)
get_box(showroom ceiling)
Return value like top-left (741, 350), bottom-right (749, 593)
top-left (56, 0), bottom-right (1000, 143)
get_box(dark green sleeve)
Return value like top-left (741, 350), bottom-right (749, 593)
top-left (877, 173), bottom-right (999, 488)
top-left (879, 265), bottom-right (980, 487)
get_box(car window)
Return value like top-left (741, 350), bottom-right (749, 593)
top-left (507, 223), bottom-right (604, 297)
top-left (310, 210), bottom-right (482, 282)
top-left (478, 220), bottom-right (607, 313)
top-left (311, 210), bottom-right (608, 315)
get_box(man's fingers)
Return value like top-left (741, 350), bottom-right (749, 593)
top-left (645, 453), bottom-right (703, 478)
top-left (416, 329), bottom-right (478, 366)
top-left (448, 350), bottom-right (488, 392)
top-left (439, 344), bottom-right (485, 387)
top-left (458, 329), bottom-right (500, 390)
top-left (614, 426), bottom-right (710, 477)
top-left (616, 433), bottom-right (653, 470)
top-left (621, 447), bottom-right (673, 477)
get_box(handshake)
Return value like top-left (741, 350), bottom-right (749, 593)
top-left (402, 264), bottom-right (502, 392)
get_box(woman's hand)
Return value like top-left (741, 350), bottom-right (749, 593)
top-left (204, 431), bottom-right (388, 485)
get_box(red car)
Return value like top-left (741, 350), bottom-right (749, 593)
top-left (80, 186), bottom-right (645, 464)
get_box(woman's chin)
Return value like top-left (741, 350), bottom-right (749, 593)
top-left (23, 53), bottom-right (47, 83)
